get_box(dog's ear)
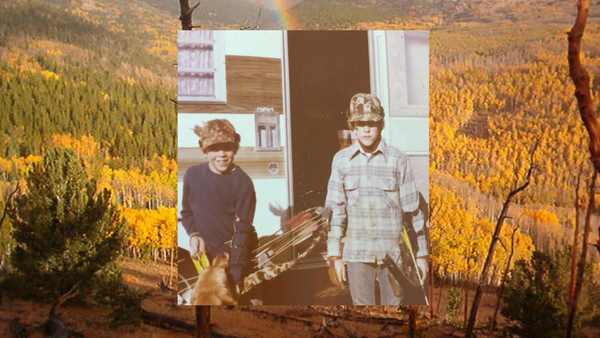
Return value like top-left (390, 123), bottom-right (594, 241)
top-left (212, 253), bottom-right (229, 267)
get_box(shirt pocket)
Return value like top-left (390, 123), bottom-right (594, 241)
top-left (343, 175), bottom-right (360, 207)
top-left (378, 177), bottom-right (400, 209)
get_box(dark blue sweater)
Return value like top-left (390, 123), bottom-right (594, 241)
top-left (181, 162), bottom-right (257, 285)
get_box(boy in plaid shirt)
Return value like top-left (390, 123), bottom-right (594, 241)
top-left (326, 94), bottom-right (428, 305)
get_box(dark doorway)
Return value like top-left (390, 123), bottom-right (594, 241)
top-left (288, 31), bottom-right (371, 214)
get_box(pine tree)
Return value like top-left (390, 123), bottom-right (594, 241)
top-left (7, 147), bottom-right (127, 300)
top-left (501, 250), bottom-right (599, 338)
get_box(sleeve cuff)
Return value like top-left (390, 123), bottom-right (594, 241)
top-left (327, 240), bottom-right (341, 258)
top-left (416, 236), bottom-right (429, 257)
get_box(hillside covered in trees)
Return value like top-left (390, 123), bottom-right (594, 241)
top-left (0, 0), bottom-right (177, 165)
top-left (0, 0), bottom-right (179, 268)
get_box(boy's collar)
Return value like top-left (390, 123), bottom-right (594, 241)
top-left (349, 138), bottom-right (388, 162)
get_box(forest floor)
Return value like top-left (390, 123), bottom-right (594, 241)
top-left (1, 257), bottom-right (599, 337)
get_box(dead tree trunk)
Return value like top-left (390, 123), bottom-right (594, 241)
top-left (463, 232), bottom-right (476, 327)
top-left (567, 172), bottom-right (597, 338)
top-left (196, 306), bottom-right (211, 338)
top-left (568, 0), bottom-right (599, 173)
top-left (569, 165), bottom-right (584, 303)
top-left (141, 309), bottom-right (195, 334)
top-left (408, 306), bottom-right (418, 338)
top-left (179, 0), bottom-right (201, 30)
top-left (567, 2), bottom-right (598, 337)
top-left (465, 140), bottom-right (539, 338)
top-left (490, 226), bottom-right (518, 333)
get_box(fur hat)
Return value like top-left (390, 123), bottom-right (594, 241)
top-left (193, 119), bottom-right (241, 150)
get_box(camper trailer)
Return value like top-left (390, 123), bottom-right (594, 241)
top-left (177, 31), bottom-right (429, 304)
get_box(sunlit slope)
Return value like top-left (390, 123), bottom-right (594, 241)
top-left (430, 23), bottom-right (600, 208)
top-left (0, 0), bottom-right (176, 164)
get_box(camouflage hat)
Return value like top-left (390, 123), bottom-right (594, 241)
top-left (346, 93), bottom-right (384, 129)
top-left (195, 119), bottom-right (241, 150)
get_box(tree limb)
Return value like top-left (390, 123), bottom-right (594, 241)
top-left (568, 0), bottom-right (599, 172)
top-left (566, 2), bottom-right (598, 336)
top-left (490, 225), bottom-right (519, 333)
top-left (141, 309), bottom-right (196, 334)
top-left (179, 0), bottom-right (201, 30)
top-left (50, 280), bottom-right (83, 317)
top-left (465, 136), bottom-right (541, 338)
top-left (569, 161), bottom-right (585, 303)
top-left (567, 171), bottom-right (597, 338)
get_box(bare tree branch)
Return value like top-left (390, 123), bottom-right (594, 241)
top-left (141, 309), bottom-right (195, 334)
top-left (49, 281), bottom-right (83, 317)
top-left (568, 0), bottom-right (599, 172)
top-left (195, 305), bottom-right (211, 338)
top-left (179, 0), bottom-right (201, 30)
top-left (408, 306), bottom-right (418, 338)
top-left (44, 281), bottom-right (83, 337)
top-left (490, 225), bottom-right (519, 333)
top-left (569, 161), bottom-right (585, 303)
top-left (465, 136), bottom-right (541, 338)
top-left (566, 2), bottom-right (598, 337)
top-left (567, 171), bottom-right (597, 338)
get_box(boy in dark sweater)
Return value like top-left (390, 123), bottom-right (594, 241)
top-left (181, 119), bottom-right (258, 296)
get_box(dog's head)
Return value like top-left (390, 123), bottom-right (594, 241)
top-left (212, 252), bottom-right (230, 269)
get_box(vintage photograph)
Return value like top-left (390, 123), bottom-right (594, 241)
top-left (176, 30), bottom-right (430, 306)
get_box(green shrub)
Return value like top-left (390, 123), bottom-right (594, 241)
top-left (6, 147), bottom-right (127, 302)
top-left (93, 264), bottom-right (146, 328)
top-left (501, 250), bottom-right (599, 338)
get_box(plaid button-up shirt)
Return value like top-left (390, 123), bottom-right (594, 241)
top-left (325, 139), bottom-right (428, 263)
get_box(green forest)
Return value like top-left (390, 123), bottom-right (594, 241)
top-left (0, 0), bottom-right (176, 166)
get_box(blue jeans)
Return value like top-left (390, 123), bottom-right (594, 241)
top-left (347, 262), bottom-right (401, 305)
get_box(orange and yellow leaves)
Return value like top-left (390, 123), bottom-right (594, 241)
top-left (430, 185), bottom-right (535, 281)
top-left (121, 206), bottom-right (177, 251)
top-left (51, 134), bottom-right (102, 163)
top-left (523, 209), bottom-right (560, 225)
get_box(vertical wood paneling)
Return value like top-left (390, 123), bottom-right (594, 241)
top-left (178, 55), bottom-right (283, 114)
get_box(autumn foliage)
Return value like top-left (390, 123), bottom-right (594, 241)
top-left (430, 185), bottom-right (535, 282)
top-left (0, 134), bottom-right (177, 263)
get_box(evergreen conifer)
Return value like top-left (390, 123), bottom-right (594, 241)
top-left (7, 147), bottom-right (127, 300)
